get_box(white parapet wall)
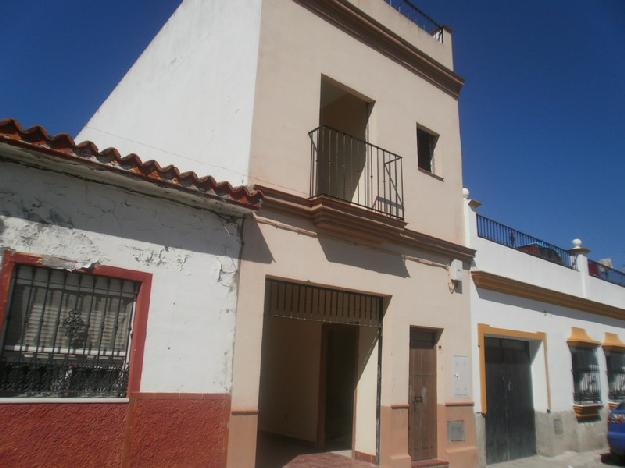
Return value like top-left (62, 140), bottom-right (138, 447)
top-left (76, 0), bottom-right (263, 185)
top-left (0, 159), bottom-right (244, 394)
top-left (464, 191), bottom-right (625, 462)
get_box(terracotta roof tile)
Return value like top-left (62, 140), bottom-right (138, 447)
top-left (0, 118), bottom-right (262, 210)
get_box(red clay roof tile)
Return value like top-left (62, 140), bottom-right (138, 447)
top-left (0, 118), bottom-right (262, 210)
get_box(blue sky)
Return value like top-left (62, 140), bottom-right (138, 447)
top-left (1, 1), bottom-right (624, 267)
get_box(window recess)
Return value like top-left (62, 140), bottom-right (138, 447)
top-left (0, 265), bottom-right (139, 398)
top-left (570, 346), bottom-right (601, 405)
top-left (417, 126), bottom-right (438, 174)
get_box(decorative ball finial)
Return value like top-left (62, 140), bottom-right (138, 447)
top-left (462, 187), bottom-right (469, 199)
top-left (572, 238), bottom-right (582, 248)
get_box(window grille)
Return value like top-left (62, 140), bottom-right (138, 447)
top-left (0, 265), bottom-right (139, 398)
top-left (606, 350), bottom-right (625, 402)
top-left (571, 347), bottom-right (601, 404)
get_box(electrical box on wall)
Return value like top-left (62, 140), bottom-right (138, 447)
top-left (449, 259), bottom-right (463, 282)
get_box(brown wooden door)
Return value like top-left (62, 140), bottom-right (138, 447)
top-left (408, 329), bottom-right (437, 461)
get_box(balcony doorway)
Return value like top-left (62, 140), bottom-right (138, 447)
top-left (316, 78), bottom-right (372, 206)
top-left (319, 77), bottom-right (371, 141)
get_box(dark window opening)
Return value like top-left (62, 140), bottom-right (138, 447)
top-left (0, 265), bottom-right (139, 398)
top-left (606, 350), bottom-right (625, 402)
top-left (571, 347), bottom-right (601, 404)
top-left (417, 127), bottom-right (437, 173)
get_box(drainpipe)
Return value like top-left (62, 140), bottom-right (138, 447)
top-left (569, 238), bottom-right (590, 298)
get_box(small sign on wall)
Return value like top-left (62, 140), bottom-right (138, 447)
top-left (448, 420), bottom-right (466, 442)
top-left (453, 355), bottom-right (469, 398)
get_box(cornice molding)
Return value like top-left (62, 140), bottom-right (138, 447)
top-left (295, 0), bottom-right (464, 98)
top-left (472, 271), bottom-right (625, 320)
top-left (603, 332), bottom-right (625, 351)
top-left (256, 185), bottom-right (474, 262)
top-left (567, 327), bottom-right (600, 348)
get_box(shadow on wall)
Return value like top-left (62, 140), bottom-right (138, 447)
top-left (319, 234), bottom-right (409, 278)
top-left (241, 219), bottom-right (274, 265)
top-left (477, 288), bottom-right (625, 328)
top-left (0, 161), bottom-right (243, 259)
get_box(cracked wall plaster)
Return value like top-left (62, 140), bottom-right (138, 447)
top-left (0, 160), bottom-right (244, 394)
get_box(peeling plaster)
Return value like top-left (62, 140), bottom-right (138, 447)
top-left (0, 160), bottom-right (245, 394)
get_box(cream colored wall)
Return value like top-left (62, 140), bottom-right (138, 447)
top-left (354, 326), bottom-right (380, 455)
top-left (231, 210), bottom-right (473, 414)
top-left (248, 0), bottom-right (465, 244)
top-left (346, 0), bottom-right (454, 69)
top-left (258, 317), bottom-right (322, 442)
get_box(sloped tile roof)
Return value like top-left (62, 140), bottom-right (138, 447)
top-left (0, 118), bottom-right (262, 210)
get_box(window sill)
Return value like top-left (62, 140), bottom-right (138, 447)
top-left (0, 397), bottom-right (129, 404)
top-left (418, 167), bottom-right (444, 182)
top-left (573, 403), bottom-right (603, 421)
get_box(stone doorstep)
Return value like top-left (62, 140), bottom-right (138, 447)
top-left (411, 459), bottom-right (449, 468)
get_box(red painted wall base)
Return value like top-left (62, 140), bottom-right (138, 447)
top-left (0, 393), bottom-right (230, 468)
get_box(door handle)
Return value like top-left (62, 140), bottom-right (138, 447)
top-left (413, 396), bottom-right (423, 403)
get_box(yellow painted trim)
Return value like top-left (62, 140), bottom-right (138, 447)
top-left (603, 332), bottom-right (625, 351)
top-left (472, 271), bottom-right (625, 319)
top-left (567, 327), bottom-right (600, 347)
top-left (478, 324), bottom-right (551, 415)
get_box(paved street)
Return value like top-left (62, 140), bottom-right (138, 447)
top-left (490, 450), bottom-right (620, 468)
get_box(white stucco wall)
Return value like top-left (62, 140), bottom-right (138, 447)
top-left (470, 286), bottom-right (625, 412)
top-left (465, 200), bottom-right (625, 412)
top-left (0, 159), bottom-right (245, 394)
top-left (76, 0), bottom-right (263, 185)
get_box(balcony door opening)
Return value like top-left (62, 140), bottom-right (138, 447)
top-left (315, 77), bottom-right (372, 207)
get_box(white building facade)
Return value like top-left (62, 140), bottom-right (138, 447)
top-left (464, 191), bottom-right (625, 466)
top-left (0, 119), bottom-right (262, 467)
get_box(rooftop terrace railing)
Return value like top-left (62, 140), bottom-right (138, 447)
top-left (588, 259), bottom-right (625, 288)
top-left (384, 0), bottom-right (445, 42)
top-left (476, 214), bottom-right (574, 269)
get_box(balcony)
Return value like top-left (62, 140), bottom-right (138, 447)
top-left (309, 125), bottom-right (404, 220)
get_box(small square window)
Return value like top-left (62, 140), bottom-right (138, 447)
top-left (417, 127), bottom-right (438, 173)
top-left (0, 265), bottom-right (140, 398)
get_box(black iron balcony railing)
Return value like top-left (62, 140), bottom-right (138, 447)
top-left (309, 126), bottom-right (404, 220)
top-left (588, 259), bottom-right (625, 288)
top-left (476, 214), bottom-right (574, 268)
top-left (384, 0), bottom-right (445, 42)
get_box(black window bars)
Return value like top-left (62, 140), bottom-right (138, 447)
top-left (0, 265), bottom-right (139, 398)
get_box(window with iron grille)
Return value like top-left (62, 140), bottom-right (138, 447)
top-left (571, 346), bottom-right (601, 404)
top-left (606, 350), bottom-right (625, 402)
top-left (0, 265), bottom-right (139, 398)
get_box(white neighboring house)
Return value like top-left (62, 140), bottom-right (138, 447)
top-left (463, 189), bottom-right (625, 466)
top-left (0, 118), bottom-right (261, 467)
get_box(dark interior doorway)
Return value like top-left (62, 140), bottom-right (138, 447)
top-left (319, 323), bottom-right (358, 450)
top-left (408, 328), bottom-right (438, 461)
top-left (485, 337), bottom-right (536, 464)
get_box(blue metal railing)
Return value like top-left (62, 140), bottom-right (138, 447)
top-left (476, 214), bottom-right (574, 269)
top-left (384, 0), bottom-right (444, 41)
top-left (588, 259), bottom-right (625, 288)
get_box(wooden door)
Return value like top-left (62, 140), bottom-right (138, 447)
top-left (485, 338), bottom-right (536, 464)
top-left (408, 329), bottom-right (437, 461)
